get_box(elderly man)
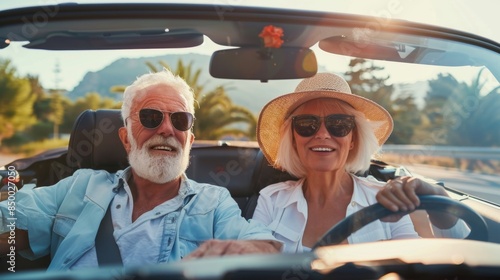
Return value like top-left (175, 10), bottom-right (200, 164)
top-left (0, 70), bottom-right (281, 271)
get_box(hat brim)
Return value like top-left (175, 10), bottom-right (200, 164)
top-left (257, 90), bottom-right (393, 166)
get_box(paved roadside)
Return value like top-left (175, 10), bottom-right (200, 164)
top-left (406, 164), bottom-right (500, 205)
top-left (0, 153), bottom-right (23, 167)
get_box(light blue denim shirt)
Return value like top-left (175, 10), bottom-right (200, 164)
top-left (0, 167), bottom-right (277, 270)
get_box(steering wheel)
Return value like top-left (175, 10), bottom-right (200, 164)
top-left (312, 195), bottom-right (488, 249)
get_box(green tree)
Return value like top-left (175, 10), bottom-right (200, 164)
top-left (422, 68), bottom-right (500, 171)
top-left (26, 75), bottom-right (54, 140)
top-left (344, 58), bottom-right (420, 144)
top-left (446, 68), bottom-right (500, 147)
top-left (0, 59), bottom-right (36, 144)
top-left (26, 76), bottom-right (73, 140)
top-left (60, 92), bottom-right (121, 133)
top-left (193, 85), bottom-right (257, 139)
top-left (28, 75), bottom-right (45, 104)
top-left (419, 73), bottom-right (461, 145)
top-left (422, 72), bottom-right (483, 146)
top-left (46, 91), bottom-right (65, 139)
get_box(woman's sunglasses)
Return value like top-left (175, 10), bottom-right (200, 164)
top-left (138, 108), bottom-right (195, 131)
top-left (292, 114), bottom-right (355, 138)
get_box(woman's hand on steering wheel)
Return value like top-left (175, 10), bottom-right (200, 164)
top-left (311, 195), bottom-right (488, 249)
top-left (376, 176), bottom-right (458, 228)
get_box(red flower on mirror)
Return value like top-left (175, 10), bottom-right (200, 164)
top-left (259, 25), bottom-right (284, 48)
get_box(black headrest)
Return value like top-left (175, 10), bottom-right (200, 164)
top-left (66, 109), bottom-right (128, 173)
top-left (186, 146), bottom-right (259, 197)
top-left (250, 150), bottom-right (297, 193)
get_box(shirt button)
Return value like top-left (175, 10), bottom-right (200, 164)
top-left (351, 201), bottom-right (356, 207)
top-left (155, 212), bottom-right (161, 215)
top-left (116, 204), bottom-right (121, 209)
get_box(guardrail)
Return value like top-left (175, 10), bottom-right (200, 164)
top-left (381, 145), bottom-right (500, 160)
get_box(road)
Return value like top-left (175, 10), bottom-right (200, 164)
top-left (405, 164), bottom-right (500, 205)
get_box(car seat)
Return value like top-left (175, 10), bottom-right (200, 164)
top-left (66, 109), bottom-right (128, 174)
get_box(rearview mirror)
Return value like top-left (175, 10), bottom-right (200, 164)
top-left (209, 47), bottom-right (317, 82)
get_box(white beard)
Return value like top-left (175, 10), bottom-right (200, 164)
top-left (127, 133), bottom-right (190, 184)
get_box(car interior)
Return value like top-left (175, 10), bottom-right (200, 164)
top-left (3, 108), bottom-right (500, 273)
top-left (57, 109), bottom-right (408, 219)
top-left (1, 2), bottom-right (500, 279)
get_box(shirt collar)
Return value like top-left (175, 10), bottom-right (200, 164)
top-left (179, 173), bottom-right (196, 198)
top-left (279, 178), bottom-right (308, 209)
top-left (350, 174), bottom-right (371, 207)
top-left (115, 167), bottom-right (194, 200)
top-left (117, 166), bottom-right (132, 180)
top-left (290, 174), bottom-right (372, 208)
top-left (113, 167), bottom-right (132, 192)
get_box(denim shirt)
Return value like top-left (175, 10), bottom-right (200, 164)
top-left (0, 167), bottom-right (276, 270)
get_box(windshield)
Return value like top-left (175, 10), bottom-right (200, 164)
top-left (2, 7), bottom-right (498, 202)
top-left (0, 1), bottom-right (499, 278)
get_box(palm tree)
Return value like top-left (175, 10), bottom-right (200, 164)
top-left (449, 68), bottom-right (500, 147)
top-left (111, 59), bottom-right (257, 140)
top-left (424, 68), bottom-right (500, 171)
top-left (193, 85), bottom-right (257, 139)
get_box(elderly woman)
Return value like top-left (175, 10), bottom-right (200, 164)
top-left (253, 72), bottom-right (469, 253)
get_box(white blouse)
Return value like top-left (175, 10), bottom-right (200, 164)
top-left (252, 174), bottom-right (469, 253)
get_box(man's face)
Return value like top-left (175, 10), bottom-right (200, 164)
top-left (120, 84), bottom-right (194, 184)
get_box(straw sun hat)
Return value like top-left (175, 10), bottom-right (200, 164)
top-left (257, 72), bottom-right (394, 166)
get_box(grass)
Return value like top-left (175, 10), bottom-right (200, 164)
top-left (2, 138), bottom-right (69, 157)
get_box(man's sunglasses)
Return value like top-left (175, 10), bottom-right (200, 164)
top-left (138, 108), bottom-right (195, 131)
top-left (292, 114), bottom-right (355, 138)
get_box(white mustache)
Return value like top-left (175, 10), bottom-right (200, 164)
top-left (144, 135), bottom-right (182, 151)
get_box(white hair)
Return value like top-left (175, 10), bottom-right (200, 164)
top-left (121, 69), bottom-right (195, 124)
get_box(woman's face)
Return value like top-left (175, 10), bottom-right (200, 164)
top-left (291, 98), bottom-right (355, 174)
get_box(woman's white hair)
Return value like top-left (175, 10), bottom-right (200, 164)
top-left (275, 99), bottom-right (384, 177)
top-left (121, 69), bottom-right (195, 125)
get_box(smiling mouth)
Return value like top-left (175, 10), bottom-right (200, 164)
top-left (310, 147), bottom-right (334, 152)
top-left (151, 145), bottom-right (175, 152)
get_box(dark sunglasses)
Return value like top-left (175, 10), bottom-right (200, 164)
top-left (292, 114), bottom-right (355, 138)
top-left (138, 108), bottom-right (195, 131)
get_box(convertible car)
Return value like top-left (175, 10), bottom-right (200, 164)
top-left (1, 1), bottom-right (500, 279)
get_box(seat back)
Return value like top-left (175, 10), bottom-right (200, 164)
top-left (12, 109), bottom-right (127, 272)
top-left (186, 146), bottom-right (261, 211)
top-left (185, 146), bottom-right (298, 218)
top-left (243, 151), bottom-right (297, 219)
top-left (66, 109), bottom-right (128, 175)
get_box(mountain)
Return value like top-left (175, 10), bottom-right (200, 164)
top-left (67, 53), bottom-right (428, 114)
top-left (67, 53), bottom-right (300, 113)
top-left (67, 53), bottom-right (211, 100)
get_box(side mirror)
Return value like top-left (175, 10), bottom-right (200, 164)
top-left (209, 47), bottom-right (317, 82)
